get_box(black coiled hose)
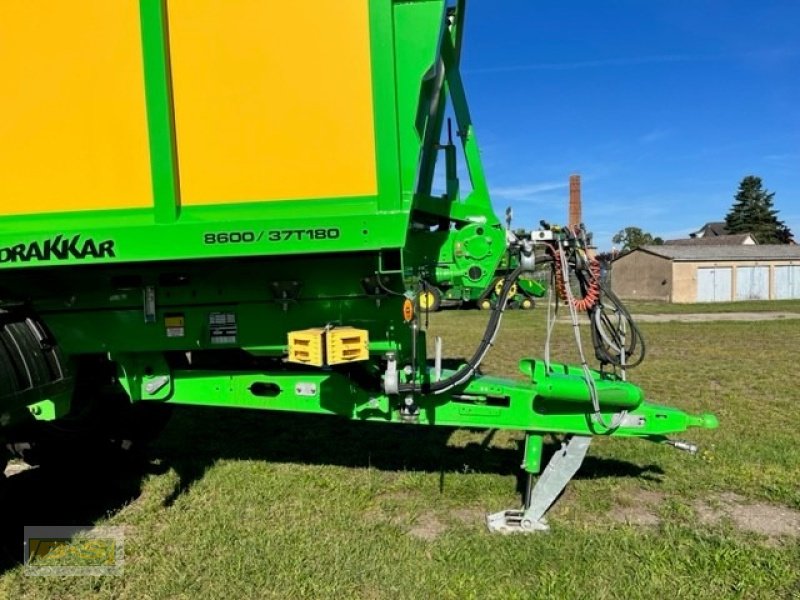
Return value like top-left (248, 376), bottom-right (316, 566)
top-left (587, 282), bottom-right (646, 368)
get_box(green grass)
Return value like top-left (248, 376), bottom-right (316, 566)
top-left (2, 310), bottom-right (800, 599)
top-left (623, 298), bottom-right (800, 314)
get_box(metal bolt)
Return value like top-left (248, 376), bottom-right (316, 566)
top-left (667, 440), bottom-right (698, 455)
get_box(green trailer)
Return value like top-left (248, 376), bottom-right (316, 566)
top-left (0, 0), bottom-right (715, 532)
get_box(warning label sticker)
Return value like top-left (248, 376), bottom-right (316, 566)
top-left (165, 314), bottom-right (185, 338)
top-left (209, 312), bottom-right (237, 344)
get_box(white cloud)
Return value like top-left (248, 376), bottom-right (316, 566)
top-left (490, 181), bottom-right (568, 201)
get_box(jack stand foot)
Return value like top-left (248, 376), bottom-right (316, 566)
top-left (486, 509), bottom-right (549, 533)
top-left (486, 435), bottom-right (591, 534)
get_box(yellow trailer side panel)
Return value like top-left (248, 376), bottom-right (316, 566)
top-left (0, 1), bottom-right (153, 216)
top-left (167, 0), bottom-right (378, 205)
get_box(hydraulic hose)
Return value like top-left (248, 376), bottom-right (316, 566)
top-left (556, 244), bottom-right (627, 432)
top-left (550, 242), bottom-right (644, 369)
top-left (588, 283), bottom-right (646, 368)
top-left (397, 265), bottom-right (524, 395)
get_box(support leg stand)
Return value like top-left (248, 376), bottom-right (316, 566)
top-left (487, 435), bottom-right (591, 533)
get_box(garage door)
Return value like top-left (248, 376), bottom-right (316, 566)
top-left (735, 266), bottom-right (769, 300)
top-left (697, 267), bottom-right (732, 302)
top-left (775, 266), bottom-right (800, 299)
top-left (697, 267), bottom-right (733, 302)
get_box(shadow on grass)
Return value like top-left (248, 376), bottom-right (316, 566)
top-left (1, 405), bottom-right (664, 574)
top-left (155, 407), bottom-right (664, 506)
top-left (0, 447), bottom-right (166, 574)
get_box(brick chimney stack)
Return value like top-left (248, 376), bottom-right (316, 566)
top-left (568, 174), bottom-right (581, 228)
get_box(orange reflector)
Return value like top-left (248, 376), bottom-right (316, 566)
top-left (402, 298), bottom-right (414, 322)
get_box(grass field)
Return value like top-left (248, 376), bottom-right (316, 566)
top-left (622, 298), bottom-right (800, 315)
top-left (2, 306), bottom-right (799, 599)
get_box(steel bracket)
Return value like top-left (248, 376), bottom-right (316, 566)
top-left (487, 435), bottom-right (591, 533)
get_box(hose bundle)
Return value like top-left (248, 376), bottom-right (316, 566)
top-left (553, 249), bottom-right (601, 311)
top-left (397, 265), bottom-right (523, 395)
top-left (588, 283), bottom-right (645, 368)
top-left (550, 241), bottom-right (644, 370)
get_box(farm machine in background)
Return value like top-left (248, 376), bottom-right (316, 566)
top-left (412, 219), bottom-right (548, 312)
top-left (0, 0), bottom-right (716, 531)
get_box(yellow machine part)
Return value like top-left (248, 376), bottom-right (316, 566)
top-left (167, 0), bottom-right (378, 205)
top-left (0, 1), bottom-right (153, 215)
top-left (326, 327), bottom-right (369, 365)
top-left (494, 278), bottom-right (518, 298)
top-left (287, 328), bottom-right (326, 367)
top-left (287, 327), bottom-right (369, 367)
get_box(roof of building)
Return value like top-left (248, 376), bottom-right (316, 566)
top-left (690, 222), bottom-right (728, 238)
top-left (621, 244), bottom-right (800, 262)
top-left (663, 234), bottom-right (755, 246)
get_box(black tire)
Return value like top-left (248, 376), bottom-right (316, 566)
top-left (0, 310), bottom-right (71, 417)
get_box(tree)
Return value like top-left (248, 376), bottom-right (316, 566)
top-left (612, 227), bottom-right (664, 252)
top-left (725, 176), bottom-right (793, 244)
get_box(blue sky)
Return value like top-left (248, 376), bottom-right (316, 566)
top-left (457, 1), bottom-right (799, 250)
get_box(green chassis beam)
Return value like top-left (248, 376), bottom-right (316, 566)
top-left (115, 362), bottom-right (717, 444)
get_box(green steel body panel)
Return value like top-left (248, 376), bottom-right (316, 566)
top-left (393, 0), bottom-right (446, 199)
top-left (139, 0), bottom-right (180, 224)
top-left (13, 255), bottom-right (409, 357)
